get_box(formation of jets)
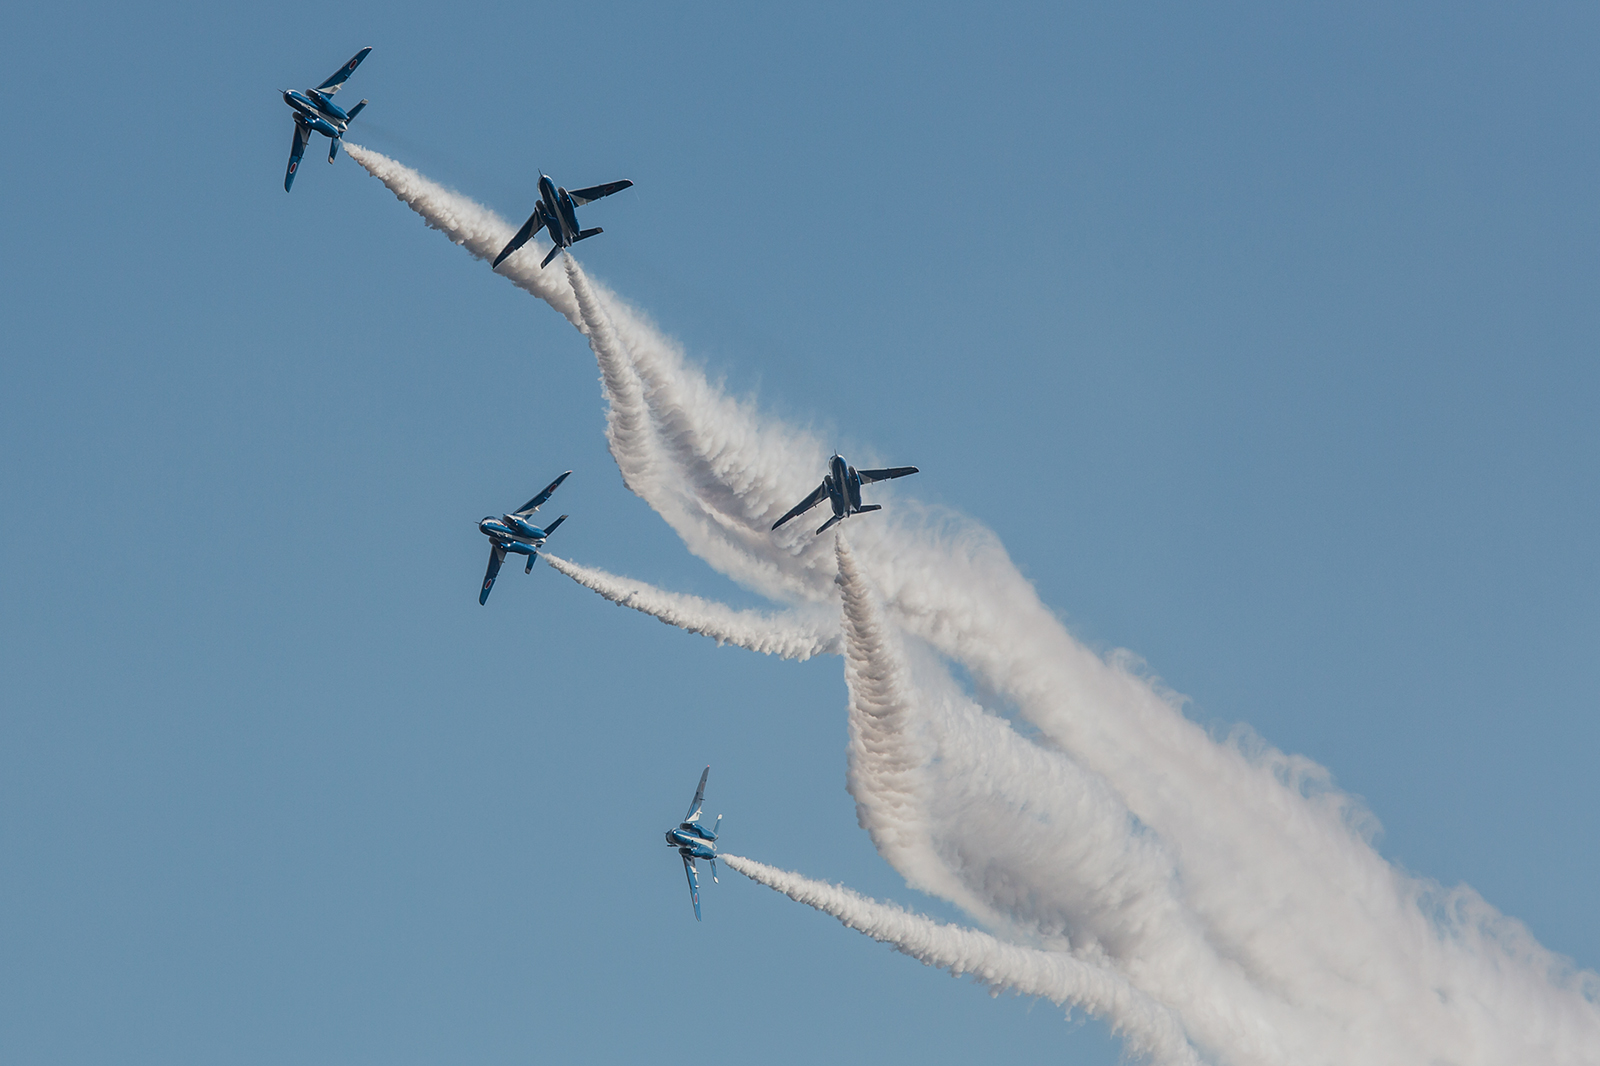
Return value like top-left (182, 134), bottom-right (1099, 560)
top-left (282, 48), bottom-right (928, 920)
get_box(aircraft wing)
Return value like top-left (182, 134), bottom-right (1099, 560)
top-left (285, 118), bottom-right (310, 192)
top-left (682, 853), bottom-right (702, 921)
top-left (684, 765), bottom-right (709, 823)
top-left (856, 466), bottom-right (919, 485)
top-left (567, 179), bottom-right (633, 207)
top-left (493, 207), bottom-right (547, 268)
top-left (480, 543), bottom-right (507, 605)
top-left (316, 46), bottom-right (372, 93)
top-left (514, 471), bottom-right (572, 515)
top-left (771, 481), bottom-right (829, 530)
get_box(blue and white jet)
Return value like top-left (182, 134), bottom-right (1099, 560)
top-left (492, 171), bottom-right (634, 270)
top-left (477, 471), bottom-right (570, 604)
top-left (665, 766), bottom-right (721, 921)
top-left (771, 454), bottom-right (919, 535)
top-left (280, 47), bottom-right (372, 191)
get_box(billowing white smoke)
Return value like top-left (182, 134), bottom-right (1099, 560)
top-left (835, 536), bottom-right (1343, 1065)
top-left (834, 534), bottom-right (1010, 926)
top-left (351, 148), bottom-right (1600, 1065)
top-left (348, 143), bottom-right (836, 600)
top-left (722, 853), bottom-right (1201, 1066)
top-left (344, 143), bottom-right (583, 327)
top-left (541, 553), bottom-right (839, 660)
top-left (561, 257), bottom-right (659, 495)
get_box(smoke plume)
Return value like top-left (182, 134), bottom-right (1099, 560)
top-left (350, 148), bottom-right (1600, 1066)
top-left (542, 553), bottom-right (838, 660)
top-left (723, 853), bottom-right (1202, 1066)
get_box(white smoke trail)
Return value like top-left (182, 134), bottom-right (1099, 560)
top-left (352, 150), bottom-right (1600, 1065)
top-left (835, 535), bottom-right (927, 869)
top-left (344, 144), bottom-right (583, 327)
top-left (723, 853), bottom-right (1202, 1066)
top-left (347, 145), bottom-right (838, 600)
top-left (835, 537), bottom-right (1332, 1065)
top-left (541, 553), bottom-right (839, 660)
top-left (834, 534), bottom-right (1017, 928)
top-left (561, 256), bottom-right (660, 495)
top-left (855, 535), bottom-right (1600, 1065)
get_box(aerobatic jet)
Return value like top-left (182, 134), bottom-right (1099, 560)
top-left (664, 766), bottom-right (721, 921)
top-left (281, 46), bottom-right (372, 191)
top-left (492, 171), bottom-right (634, 269)
top-left (477, 471), bottom-right (571, 604)
top-left (772, 454), bottom-right (919, 535)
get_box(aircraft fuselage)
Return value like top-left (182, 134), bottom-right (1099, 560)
top-left (666, 823), bottom-right (717, 861)
top-left (537, 173), bottom-right (584, 249)
top-left (282, 90), bottom-right (347, 137)
top-left (826, 453), bottom-right (868, 519)
top-left (478, 515), bottom-right (551, 553)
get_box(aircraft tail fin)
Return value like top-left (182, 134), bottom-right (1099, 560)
top-left (573, 227), bottom-right (604, 242)
top-left (346, 99), bottom-right (368, 121)
top-left (542, 514), bottom-right (567, 537)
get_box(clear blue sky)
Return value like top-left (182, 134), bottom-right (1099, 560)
top-left (2, 2), bottom-right (1595, 1063)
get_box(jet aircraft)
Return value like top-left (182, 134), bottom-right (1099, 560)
top-left (281, 47), bottom-right (372, 191)
top-left (664, 766), bottom-right (721, 921)
top-left (477, 471), bottom-right (571, 604)
top-left (772, 454), bottom-right (919, 535)
top-left (492, 172), bottom-right (634, 269)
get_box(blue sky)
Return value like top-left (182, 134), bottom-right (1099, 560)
top-left (2, 2), bottom-right (1596, 1063)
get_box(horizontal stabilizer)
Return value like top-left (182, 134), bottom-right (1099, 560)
top-left (541, 514), bottom-right (567, 537)
top-left (573, 227), bottom-right (603, 242)
top-left (855, 504), bottom-right (882, 514)
top-left (345, 99), bottom-right (367, 121)
top-left (525, 551), bottom-right (537, 574)
top-left (541, 243), bottom-right (563, 268)
top-left (328, 136), bottom-right (340, 163)
top-left (815, 513), bottom-right (844, 535)
top-left (568, 179), bottom-right (633, 206)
